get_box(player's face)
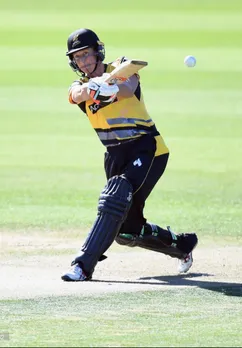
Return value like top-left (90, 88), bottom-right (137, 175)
top-left (73, 48), bottom-right (97, 74)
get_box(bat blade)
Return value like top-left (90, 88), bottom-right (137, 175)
top-left (104, 59), bottom-right (148, 84)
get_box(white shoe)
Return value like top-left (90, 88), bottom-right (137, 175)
top-left (178, 252), bottom-right (193, 273)
top-left (61, 264), bottom-right (87, 282)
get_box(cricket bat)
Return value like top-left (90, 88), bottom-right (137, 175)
top-left (104, 59), bottom-right (148, 84)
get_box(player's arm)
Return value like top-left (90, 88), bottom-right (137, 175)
top-left (68, 81), bottom-right (91, 104)
top-left (87, 73), bottom-right (139, 105)
top-left (117, 74), bottom-right (139, 99)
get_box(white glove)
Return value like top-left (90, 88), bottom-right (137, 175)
top-left (89, 73), bottom-right (110, 85)
top-left (87, 76), bottom-right (119, 104)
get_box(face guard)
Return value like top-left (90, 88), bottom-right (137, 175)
top-left (66, 28), bottom-right (105, 75)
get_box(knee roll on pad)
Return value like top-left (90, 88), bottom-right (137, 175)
top-left (98, 175), bottom-right (133, 219)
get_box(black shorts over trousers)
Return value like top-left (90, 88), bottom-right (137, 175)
top-left (104, 134), bottom-right (169, 238)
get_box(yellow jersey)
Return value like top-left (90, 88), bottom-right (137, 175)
top-left (69, 57), bottom-right (169, 157)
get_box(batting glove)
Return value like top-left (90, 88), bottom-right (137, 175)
top-left (87, 77), bottom-right (119, 105)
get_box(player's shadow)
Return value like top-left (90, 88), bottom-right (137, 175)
top-left (140, 273), bottom-right (242, 297)
top-left (93, 273), bottom-right (242, 297)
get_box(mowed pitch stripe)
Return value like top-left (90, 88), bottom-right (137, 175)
top-left (2, 47), bottom-right (242, 72)
top-left (0, 88), bottom-right (241, 115)
top-left (1, 28), bottom-right (242, 48)
top-left (1, 10), bottom-right (242, 31)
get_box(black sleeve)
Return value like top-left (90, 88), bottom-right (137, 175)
top-left (77, 102), bottom-right (87, 114)
top-left (134, 82), bottom-right (141, 101)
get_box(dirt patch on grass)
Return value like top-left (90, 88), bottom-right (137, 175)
top-left (1, 233), bottom-right (241, 299)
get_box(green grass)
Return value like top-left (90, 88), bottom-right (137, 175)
top-left (0, 0), bottom-right (242, 236)
top-left (1, 0), bottom-right (242, 347)
top-left (1, 289), bottom-right (241, 347)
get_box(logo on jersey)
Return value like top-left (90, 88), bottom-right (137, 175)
top-left (88, 98), bottom-right (118, 114)
top-left (89, 102), bottom-right (101, 114)
top-left (133, 158), bottom-right (142, 167)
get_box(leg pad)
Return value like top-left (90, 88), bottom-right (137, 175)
top-left (73, 175), bottom-right (133, 276)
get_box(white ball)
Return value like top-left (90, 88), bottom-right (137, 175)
top-left (184, 55), bottom-right (196, 68)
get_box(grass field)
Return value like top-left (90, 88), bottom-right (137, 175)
top-left (1, 0), bottom-right (242, 347)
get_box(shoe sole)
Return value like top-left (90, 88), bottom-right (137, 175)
top-left (61, 275), bottom-right (79, 282)
top-left (61, 275), bottom-right (92, 282)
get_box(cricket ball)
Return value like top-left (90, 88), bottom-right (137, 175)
top-left (184, 55), bottom-right (196, 68)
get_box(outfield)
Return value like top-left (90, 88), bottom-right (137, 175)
top-left (1, 0), bottom-right (242, 347)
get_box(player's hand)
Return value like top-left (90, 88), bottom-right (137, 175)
top-left (87, 78), bottom-right (119, 105)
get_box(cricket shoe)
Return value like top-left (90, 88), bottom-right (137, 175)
top-left (61, 264), bottom-right (88, 282)
top-left (178, 252), bottom-right (194, 273)
top-left (175, 232), bottom-right (198, 273)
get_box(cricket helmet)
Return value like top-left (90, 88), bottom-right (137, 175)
top-left (66, 28), bottom-right (105, 61)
